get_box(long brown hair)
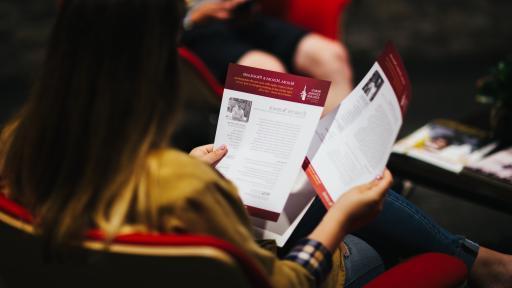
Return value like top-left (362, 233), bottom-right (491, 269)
top-left (0, 0), bottom-right (184, 244)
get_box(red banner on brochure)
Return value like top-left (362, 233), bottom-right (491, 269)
top-left (225, 63), bottom-right (330, 107)
top-left (245, 205), bottom-right (280, 222)
top-left (377, 43), bottom-right (412, 117)
top-left (303, 158), bottom-right (334, 208)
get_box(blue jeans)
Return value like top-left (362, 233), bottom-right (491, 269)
top-left (280, 190), bottom-right (479, 287)
top-left (343, 235), bottom-right (386, 288)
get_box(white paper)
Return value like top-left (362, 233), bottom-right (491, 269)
top-left (305, 44), bottom-right (411, 207)
top-left (214, 64), bottom-right (330, 220)
top-left (249, 112), bottom-right (339, 246)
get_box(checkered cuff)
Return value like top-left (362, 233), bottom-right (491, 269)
top-left (284, 238), bottom-right (333, 285)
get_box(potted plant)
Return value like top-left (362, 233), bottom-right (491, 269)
top-left (476, 56), bottom-right (512, 145)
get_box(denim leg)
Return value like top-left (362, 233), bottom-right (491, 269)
top-left (343, 235), bottom-right (386, 288)
top-left (280, 190), bottom-right (479, 270)
top-left (354, 190), bottom-right (479, 270)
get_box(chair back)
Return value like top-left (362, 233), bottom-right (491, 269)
top-left (0, 194), bottom-right (272, 288)
top-left (260, 0), bottom-right (352, 40)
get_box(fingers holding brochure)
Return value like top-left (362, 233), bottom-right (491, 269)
top-left (190, 144), bottom-right (228, 166)
top-left (332, 169), bottom-right (393, 233)
top-left (308, 169), bottom-right (393, 252)
top-left (368, 169), bottom-right (394, 202)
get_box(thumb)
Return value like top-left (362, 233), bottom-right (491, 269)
top-left (201, 145), bottom-right (228, 165)
top-left (367, 169), bottom-right (393, 199)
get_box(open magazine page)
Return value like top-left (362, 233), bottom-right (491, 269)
top-left (214, 64), bottom-right (330, 221)
top-left (393, 120), bottom-right (497, 173)
top-left (305, 44), bottom-right (412, 207)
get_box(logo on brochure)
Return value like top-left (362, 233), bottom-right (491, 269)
top-left (299, 85), bottom-right (322, 103)
top-left (300, 85), bottom-right (308, 101)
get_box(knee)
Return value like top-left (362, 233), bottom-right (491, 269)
top-left (295, 34), bottom-right (353, 82)
top-left (237, 50), bottom-right (287, 73)
top-left (318, 41), bottom-right (352, 82)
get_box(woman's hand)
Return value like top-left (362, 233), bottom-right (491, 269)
top-left (332, 169), bottom-right (393, 232)
top-left (189, 144), bottom-right (228, 166)
top-left (308, 169), bottom-right (393, 252)
top-left (188, 0), bottom-right (246, 25)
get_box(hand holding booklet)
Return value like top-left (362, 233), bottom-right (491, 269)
top-left (214, 43), bottom-right (411, 246)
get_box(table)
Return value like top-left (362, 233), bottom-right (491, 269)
top-left (388, 111), bottom-right (512, 213)
top-left (388, 152), bottom-right (512, 213)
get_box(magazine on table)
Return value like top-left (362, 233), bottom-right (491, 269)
top-left (393, 119), bottom-right (497, 173)
top-left (214, 43), bottom-right (412, 246)
top-left (467, 147), bottom-right (512, 185)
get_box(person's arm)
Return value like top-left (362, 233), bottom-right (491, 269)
top-left (183, 0), bottom-right (246, 29)
top-left (284, 170), bottom-right (392, 284)
top-left (156, 161), bottom-right (392, 287)
top-left (158, 176), bottom-right (319, 287)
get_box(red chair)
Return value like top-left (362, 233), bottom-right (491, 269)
top-left (0, 194), bottom-right (271, 288)
top-left (0, 193), bottom-right (468, 288)
top-left (260, 0), bottom-right (351, 40)
top-left (179, 0), bottom-right (352, 99)
top-left (365, 253), bottom-right (468, 288)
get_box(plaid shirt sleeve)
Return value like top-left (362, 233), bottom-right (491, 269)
top-left (284, 238), bottom-right (333, 285)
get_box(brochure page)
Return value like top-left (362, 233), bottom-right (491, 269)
top-left (250, 169), bottom-right (315, 246)
top-left (214, 64), bottom-right (330, 221)
top-left (304, 44), bottom-right (412, 207)
top-left (250, 113), bottom-right (339, 246)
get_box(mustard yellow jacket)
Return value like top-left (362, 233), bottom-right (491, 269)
top-left (133, 149), bottom-right (345, 287)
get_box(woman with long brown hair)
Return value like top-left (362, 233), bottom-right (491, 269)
top-left (1, 0), bottom-right (511, 287)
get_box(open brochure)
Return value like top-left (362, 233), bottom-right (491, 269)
top-left (215, 44), bottom-right (411, 245)
top-left (213, 64), bottom-right (330, 221)
top-left (393, 119), bottom-right (497, 173)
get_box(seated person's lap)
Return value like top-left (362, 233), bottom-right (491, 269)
top-left (181, 16), bottom-right (308, 83)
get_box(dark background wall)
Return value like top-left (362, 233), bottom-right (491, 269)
top-left (2, 0), bottom-right (512, 126)
top-left (345, 0), bottom-right (511, 61)
top-left (343, 0), bottom-right (512, 136)
top-left (0, 1), bottom-right (56, 124)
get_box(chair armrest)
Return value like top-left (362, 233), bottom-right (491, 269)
top-left (178, 47), bottom-right (224, 97)
top-left (365, 253), bottom-right (468, 288)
